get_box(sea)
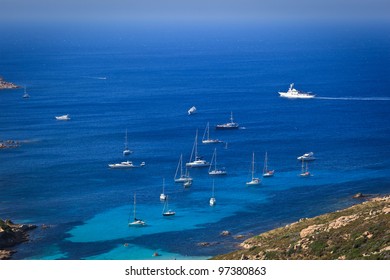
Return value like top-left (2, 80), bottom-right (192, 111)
top-left (1, 20), bottom-right (390, 260)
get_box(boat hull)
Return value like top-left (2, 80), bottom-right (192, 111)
top-left (186, 161), bottom-right (210, 168)
top-left (246, 178), bottom-right (261, 185)
top-left (209, 170), bottom-right (227, 175)
top-left (128, 220), bottom-right (146, 226)
top-left (163, 211), bottom-right (175, 216)
top-left (278, 92), bottom-right (315, 99)
top-left (215, 124), bottom-right (239, 130)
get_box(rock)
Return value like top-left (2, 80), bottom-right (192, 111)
top-left (234, 234), bottom-right (246, 239)
top-left (300, 224), bottom-right (325, 238)
top-left (327, 214), bottom-right (359, 230)
top-left (383, 207), bottom-right (390, 214)
top-left (0, 219), bottom-right (36, 260)
top-left (353, 193), bottom-right (364, 198)
top-left (198, 242), bottom-right (211, 247)
top-left (220, 230), bottom-right (231, 236)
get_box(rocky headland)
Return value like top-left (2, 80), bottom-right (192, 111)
top-left (0, 76), bottom-right (19, 90)
top-left (0, 219), bottom-right (37, 260)
top-left (213, 195), bottom-right (390, 260)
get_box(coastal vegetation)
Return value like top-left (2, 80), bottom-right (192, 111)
top-left (213, 195), bottom-right (390, 260)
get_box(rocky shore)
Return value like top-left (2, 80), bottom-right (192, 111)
top-left (0, 77), bottom-right (19, 90)
top-left (213, 194), bottom-right (390, 260)
top-left (0, 219), bottom-right (37, 260)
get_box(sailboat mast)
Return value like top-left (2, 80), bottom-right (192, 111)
top-left (252, 152), bottom-right (255, 179)
top-left (194, 129), bottom-right (198, 158)
top-left (125, 129), bottom-right (128, 149)
top-left (133, 193), bottom-right (136, 220)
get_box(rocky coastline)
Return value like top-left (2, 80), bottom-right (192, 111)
top-left (0, 77), bottom-right (19, 90)
top-left (0, 219), bottom-right (37, 260)
top-left (213, 194), bottom-right (390, 260)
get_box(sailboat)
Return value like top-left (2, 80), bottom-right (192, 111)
top-left (202, 122), bottom-right (222, 144)
top-left (174, 154), bottom-right (193, 183)
top-left (300, 159), bottom-right (311, 177)
top-left (128, 193), bottom-right (146, 226)
top-left (262, 152), bottom-right (275, 178)
top-left (208, 148), bottom-right (227, 175)
top-left (162, 195), bottom-right (175, 216)
top-left (183, 180), bottom-right (192, 188)
top-left (246, 152), bottom-right (261, 185)
top-left (209, 180), bottom-right (216, 206)
top-left (123, 129), bottom-right (132, 156)
top-left (186, 129), bottom-right (210, 168)
top-left (22, 86), bottom-right (30, 98)
top-left (160, 178), bottom-right (167, 201)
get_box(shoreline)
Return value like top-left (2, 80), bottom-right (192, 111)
top-left (0, 219), bottom-right (37, 260)
top-left (212, 194), bottom-right (390, 260)
top-left (0, 76), bottom-right (19, 90)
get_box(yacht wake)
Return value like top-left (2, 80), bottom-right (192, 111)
top-left (315, 96), bottom-right (390, 101)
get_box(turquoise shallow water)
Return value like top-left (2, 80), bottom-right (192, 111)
top-left (1, 21), bottom-right (390, 259)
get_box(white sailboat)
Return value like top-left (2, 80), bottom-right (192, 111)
top-left (174, 154), bottom-right (193, 183)
top-left (208, 148), bottom-right (227, 175)
top-left (209, 180), bottom-right (216, 206)
top-left (162, 195), bottom-right (175, 216)
top-left (22, 86), bottom-right (30, 98)
top-left (202, 122), bottom-right (222, 144)
top-left (262, 152), bottom-right (275, 178)
top-left (186, 129), bottom-right (210, 168)
top-left (160, 178), bottom-right (167, 201)
top-left (300, 159), bottom-right (311, 177)
top-left (128, 193), bottom-right (146, 226)
top-left (246, 152), bottom-right (261, 185)
top-left (55, 114), bottom-right (70, 121)
top-left (123, 129), bottom-right (132, 156)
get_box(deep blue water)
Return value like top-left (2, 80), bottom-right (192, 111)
top-left (1, 21), bottom-right (390, 260)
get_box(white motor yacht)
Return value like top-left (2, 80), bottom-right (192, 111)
top-left (278, 83), bottom-right (315, 99)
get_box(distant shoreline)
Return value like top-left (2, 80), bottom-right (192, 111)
top-left (0, 76), bottom-right (19, 90)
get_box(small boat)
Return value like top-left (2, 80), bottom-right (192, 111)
top-left (262, 151), bottom-right (275, 178)
top-left (246, 152), bottom-right (261, 185)
top-left (174, 154), bottom-right (193, 183)
top-left (188, 106), bottom-right (196, 115)
top-left (160, 178), bottom-right (167, 201)
top-left (215, 112), bottom-right (239, 130)
top-left (209, 180), bottom-right (216, 206)
top-left (186, 129), bottom-right (210, 168)
top-left (162, 195), bottom-right (175, 216)
top-left (123, 129), bottom-right (133, 156)
top-left (22, 86), bottom-right (30, 98)
top-left (297, 152), bottom-right (316, 161)
top-left (108, 161), bottom-right (136, 169)
top-left (55, 114), bottom-right (70, 121)
top-left (202, 122), bottom-right (222, 144)
top-left (128, 193), bottom-right (146, 226)
top-left (208, 148), bottom-right (227, 175)
top-left (183, 180), bottom-right (192, 188)
top-left (300, 159), bottom-right (311, 177)
top-left (278, 83), bottom-right (315, 99)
